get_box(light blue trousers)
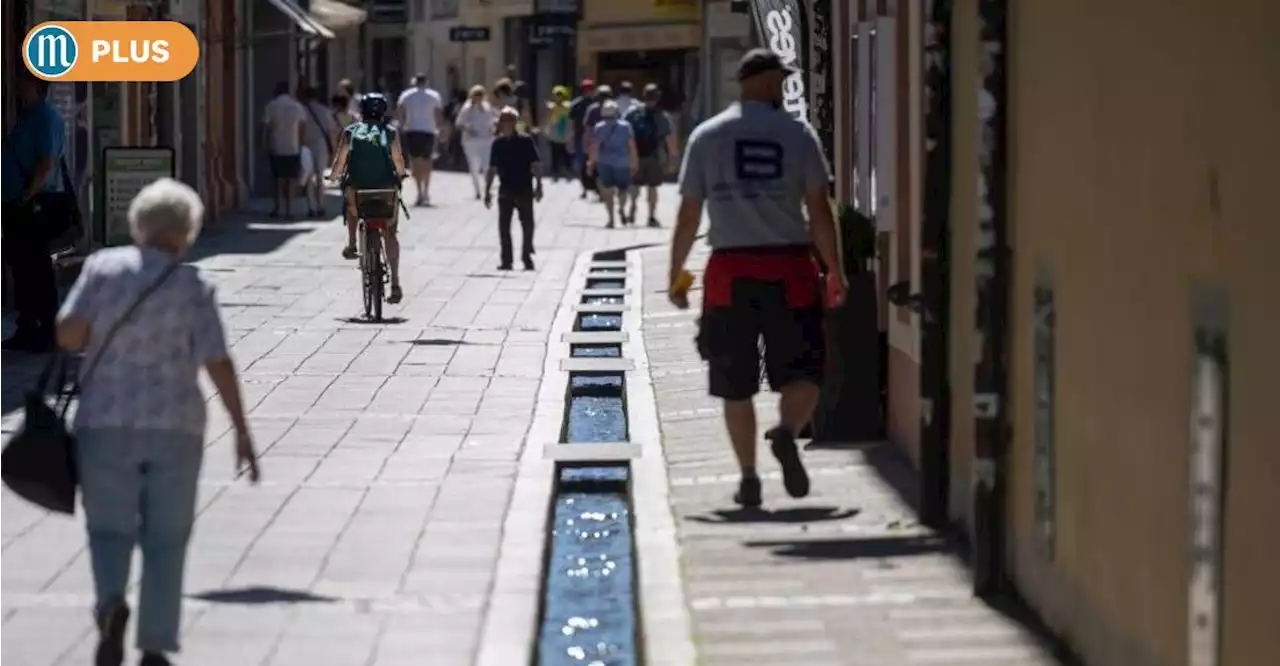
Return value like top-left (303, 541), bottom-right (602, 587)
top-left (77, 427), bottom-right (203, 653)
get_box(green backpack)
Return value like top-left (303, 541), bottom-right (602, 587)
top-left (344, 122), bottom-right (399, 190)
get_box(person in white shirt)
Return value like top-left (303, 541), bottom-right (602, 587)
top-left (454, 85), bottom-right (499, 199)
top-left (614, 81), bottom-right (638, 119)
top-left (261, 81), bottom-right (307, 218)
top-left (395, 73), bottom-right (444, 206)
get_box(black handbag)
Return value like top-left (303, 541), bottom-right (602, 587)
top-left (1, 261), bottom-right (179, 514)
top-left (2, 354), bottom-right (79, 514)
top-left (14, 154), bottom-right (84, 253)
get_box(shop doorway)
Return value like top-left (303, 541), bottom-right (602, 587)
top-left (596, 50), bottom-right (691, 115)
top-left (372, 37), bottom-right (407, 97)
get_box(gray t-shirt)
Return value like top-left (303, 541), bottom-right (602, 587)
top-left (678, 101), bottom-right (831, 249)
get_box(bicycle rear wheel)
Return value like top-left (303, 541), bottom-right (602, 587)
top-left (362, 227), bottom-right (384, 321)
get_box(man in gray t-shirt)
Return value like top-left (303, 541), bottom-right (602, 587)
top-left (667, 48), bottom-right (847, 509)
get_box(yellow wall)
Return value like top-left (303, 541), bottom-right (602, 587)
top-left (584, 0), bottom-right (697, 25)
top-left (577, 0), bottom-right (700, 79)
top-left (983, 0), bottom-right (1280, 664)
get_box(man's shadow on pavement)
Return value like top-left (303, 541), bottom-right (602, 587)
top-left (189, 585), bottom-right (337, 605)
top-left (687, 506), bottom-right (860, 525)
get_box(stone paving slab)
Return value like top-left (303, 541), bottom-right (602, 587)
top-left (637, 242), bottom-right (1066, 666)
top-left (1, 174), bottom-right (673, 666)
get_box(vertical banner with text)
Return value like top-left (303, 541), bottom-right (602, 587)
top-left (744, 0), bottom-right (834, 172)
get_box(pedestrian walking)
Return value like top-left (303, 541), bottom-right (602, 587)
top-left (54, 178), bottom-right (260, 666)
top-left (298, 85), bottom-right (339, 217)
top-left (331, 94), bottom-right (358, 129)
top-left (492, 78), bottom-right (533, 133)
top-left (623, 83), bottom-right (680, 227)
top-left (260, 81), bottom-right (307, 219)
top-left (484, 107), bottom-right (543, 271)
top-left (2, 70), bottom-right (71, 353)
top-left (666, 48), bottom-right (847, 508)
top-left (543, 85), bottom-right (574, 179)
top-left (587, 100), bottom-right (638, 228)
top-left (614, 80), bottom-right (638, 119)
top-left (455, 85), bottom-right (499, 199)
top-left (395, 73), bottom-right (444, 206)
top-left (568, 79), bottom-right (598, 198)
top-left (337, 78), bottom-right (364, 120)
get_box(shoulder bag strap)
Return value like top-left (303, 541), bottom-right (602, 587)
top-left (67, 261), bottom-right (181, 412)
top-left (304, 102), bottom-right (335, 155)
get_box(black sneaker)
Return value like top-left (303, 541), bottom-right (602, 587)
top-left (733, 474), bottom-right (762, 508)
top-left (767, 426), bottom-right (810, 498)
top-left (523, 259), bottom-right (535, 271)
top-left (139, 653), bottom-right (171, 666)
top-left (95, 598), bottom-right (130, 666)
top-left (647, 217), bottom-right (661, 228)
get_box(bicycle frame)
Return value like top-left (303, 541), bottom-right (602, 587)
top-left (353, 188), bottom-right (399, 321)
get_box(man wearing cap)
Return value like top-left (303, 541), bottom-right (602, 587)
top-left (568, 79), bottom-right (598, 198)
top-left (667, 48), bottom-right (847, 508)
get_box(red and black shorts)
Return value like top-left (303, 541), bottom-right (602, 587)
top-left (696, 245), bottom-right (825, 400)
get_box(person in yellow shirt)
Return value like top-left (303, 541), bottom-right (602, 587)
top-left (543, 85), bottom-right (573, 179)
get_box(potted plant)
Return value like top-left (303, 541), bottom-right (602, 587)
top-left (811, 202), bottom-right (885, 444)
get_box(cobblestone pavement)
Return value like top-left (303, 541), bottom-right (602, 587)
top-left (1, 175), bottom-right (670, 666)
top-left (638, 242), bottom-right (1067, 665)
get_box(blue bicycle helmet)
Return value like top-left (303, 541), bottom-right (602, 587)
top-left (359, 93), bottom-right (389, 122)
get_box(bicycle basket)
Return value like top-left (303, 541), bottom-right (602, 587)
top-left (355, 190), bottom-right (398, 220)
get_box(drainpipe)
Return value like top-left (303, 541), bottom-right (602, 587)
top-left (971, 0), bottom-right (1011, 598)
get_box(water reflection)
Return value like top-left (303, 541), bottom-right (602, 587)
top-left (567, 376), bottom-right (626, 443)
top-left (538, 492), bottom-right (636, 666)
top-left (579, 314), bottom-right (623, 331)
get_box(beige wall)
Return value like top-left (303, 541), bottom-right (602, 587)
top-left (975, 0), bottom-right (1280, 664)
top-left (883, 0), bottom-right (923, 463)
top-left (456, 0), bottom-right (532, 89)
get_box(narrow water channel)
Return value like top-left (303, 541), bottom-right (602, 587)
top-left (565, 375), bottom-right (627, 444)
top-left (537, 492), bottom-right (636, 666)
top-left (535, 255), bottom-right (639, 666)
top-left (577, 314), bottom-right (623, 331)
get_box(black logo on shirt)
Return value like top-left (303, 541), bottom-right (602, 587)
top-left (734, 140), bottom-right (784, 181)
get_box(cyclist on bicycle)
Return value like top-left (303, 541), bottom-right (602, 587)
top-left (330, 93), bottom-right (408, 304)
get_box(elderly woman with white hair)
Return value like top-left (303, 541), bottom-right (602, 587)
top-left (586, 99), bottom-right (639, 228)
top-left (55, 178), bottom-right (260, 666)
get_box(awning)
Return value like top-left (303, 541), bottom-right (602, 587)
top-left (265, 0), bottom-right (337, 40)
top-left (309, 0), bottom-right (368, 32)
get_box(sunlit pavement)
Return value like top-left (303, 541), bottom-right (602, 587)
top-left (1, 173), bottom-right (670, 666)
top-left (3, 172), bottom-right (1065, 665)
top-left (639, 243), bottom-right (1066, 665)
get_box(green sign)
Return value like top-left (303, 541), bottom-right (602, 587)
top-left (101, 147), bottom-right (175, 246)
